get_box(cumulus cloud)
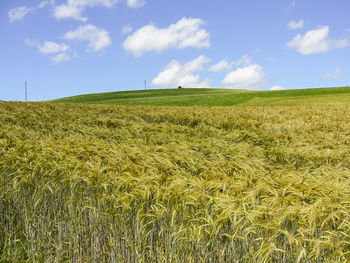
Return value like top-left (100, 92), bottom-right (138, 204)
top-left (287, 26), bottom-right (349, 55)
top-left (53, 0), bottom-right (119, 21)
top-left (288, 19), bottom-right (304, 30)
top-left (52, 53), bottom-right (71, 63)
top-left (152, 55), bottom-right (211, 88)
top-left (123, 17), bottom-right (210, 56)
top-left (8, 6), bottom-right (34, 23)
top-left (209, 55), bottom-right (251, 72)
top-left (64, 24), bottom-right (112, 52)
top-left (127, 0), bottom-right (145, 8)
top-left (270, 85), bottom-right (285, 90)
top-left (323, 68), bottom-right (343, 80)
top-left (122, 24), bottom-right (133, 35)
top-left (222, 64), bottom-right (265, 89)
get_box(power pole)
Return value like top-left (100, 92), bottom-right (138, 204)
top-left (144, 80), bottom-right (147, 90)
top-left (24, 81), bottom-right (28, 102)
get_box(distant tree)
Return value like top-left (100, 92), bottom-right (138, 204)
top-left (178, 86), bottom-right (183, 89)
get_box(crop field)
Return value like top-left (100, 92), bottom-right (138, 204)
top-left (1, 100), bottom-right (350, 262)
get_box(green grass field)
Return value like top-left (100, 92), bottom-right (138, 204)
top-left (51, 86), bottom-right (350, 106)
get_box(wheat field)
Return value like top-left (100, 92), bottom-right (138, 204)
top-left (1, 101), bottom-right (350, 262)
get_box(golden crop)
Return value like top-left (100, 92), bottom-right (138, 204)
top-left (1, 101), bottom-right (350, 262)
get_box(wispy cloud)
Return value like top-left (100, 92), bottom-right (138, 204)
top-left (288, 19), bottom-right (304, 30)
top-left (127, 0), bottom-right (146, 8)
top-left (209, 55), bottom-right (251, 72)
top-left (8, 1), bottom-right (53, 23)
top-left (52, 53), bottom-right (71, 63)
top-left (123, 17), bottom-right (210, 56)
top-left (53, 0), bottom-right (120, 21)
top-left (8, 6), bottom-right (34, 23)
top-left (122, 24), bottom-right (133, 35)
top-left (25, 39), bottom-right (70, 63)
top-left (323, 68), bottom-right (343, 80)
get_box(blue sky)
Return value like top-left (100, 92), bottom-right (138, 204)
top-left (1, 0), bottom-right (350, 101)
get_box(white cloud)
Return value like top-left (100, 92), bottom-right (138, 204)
top-left (53, 0), bottom-right (119, 21)
top-left (232, 54), bottom-right (251, 67)
top-left (39, 41), bottom-right (69, 54)
top-left (25, 39), bottom-right (71, 63)
top-left (209, 59), bottom-right (231, 72)
top-left (209, 55), bottom-right (251, 72)
top-left (8, 6), bottom-right (34, 23)
top-left (38, 0), bottom-right (50, 8)
top-left (25, 39), bottom-right (70, 54)
top-left (52, 53), bottom-right (71, 63)
top-left (270, 85), bottom-right (285, 90)
top-left (152, 55), bottom-right (211, 88)
top-left (122, 24), bottom-right (133, 35)
top-left (127, 0), bottom-right (145, 8)
top-left (64, 24), bottom-right (112, 52)
top-left (222, 64), bottom-right (265, 89)
top-left (323, 68), bottom-right (343, 80)
top-left (287, 26), bottom-right (350, 55)
top-left (288, 19), bottom-right (304, 30)
top-left (123, 17), bottom-right (210, 56)
top-left (9, 1), bottom-right (54, 23)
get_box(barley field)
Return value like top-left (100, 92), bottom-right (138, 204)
top-left (1, 101), bottom-right (350, 262)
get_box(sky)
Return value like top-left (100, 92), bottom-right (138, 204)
top-left (1, 0), bottom-right (350, 101)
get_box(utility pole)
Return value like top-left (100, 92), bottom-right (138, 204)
top-left (144, 80), bottom-right (147, 90)
top-left (24, 81), bottom-right (28, 102)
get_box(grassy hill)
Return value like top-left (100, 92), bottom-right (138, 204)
top-left (51, 86), bottom-right (350, 106)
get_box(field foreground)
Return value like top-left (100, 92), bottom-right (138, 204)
top-left (1, 101), bottom-right (350, 262)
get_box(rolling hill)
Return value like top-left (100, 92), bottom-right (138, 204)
top-left (51, 86), bottom-right (350, 106)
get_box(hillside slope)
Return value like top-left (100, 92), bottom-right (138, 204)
top-left (51, 86), bottom-right (350, 106)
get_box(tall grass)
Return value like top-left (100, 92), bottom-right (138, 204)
top-left (1, 101), bottom-right (350, 262)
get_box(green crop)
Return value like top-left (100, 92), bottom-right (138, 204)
top-left (1, 101), bottom-right (350, 262)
